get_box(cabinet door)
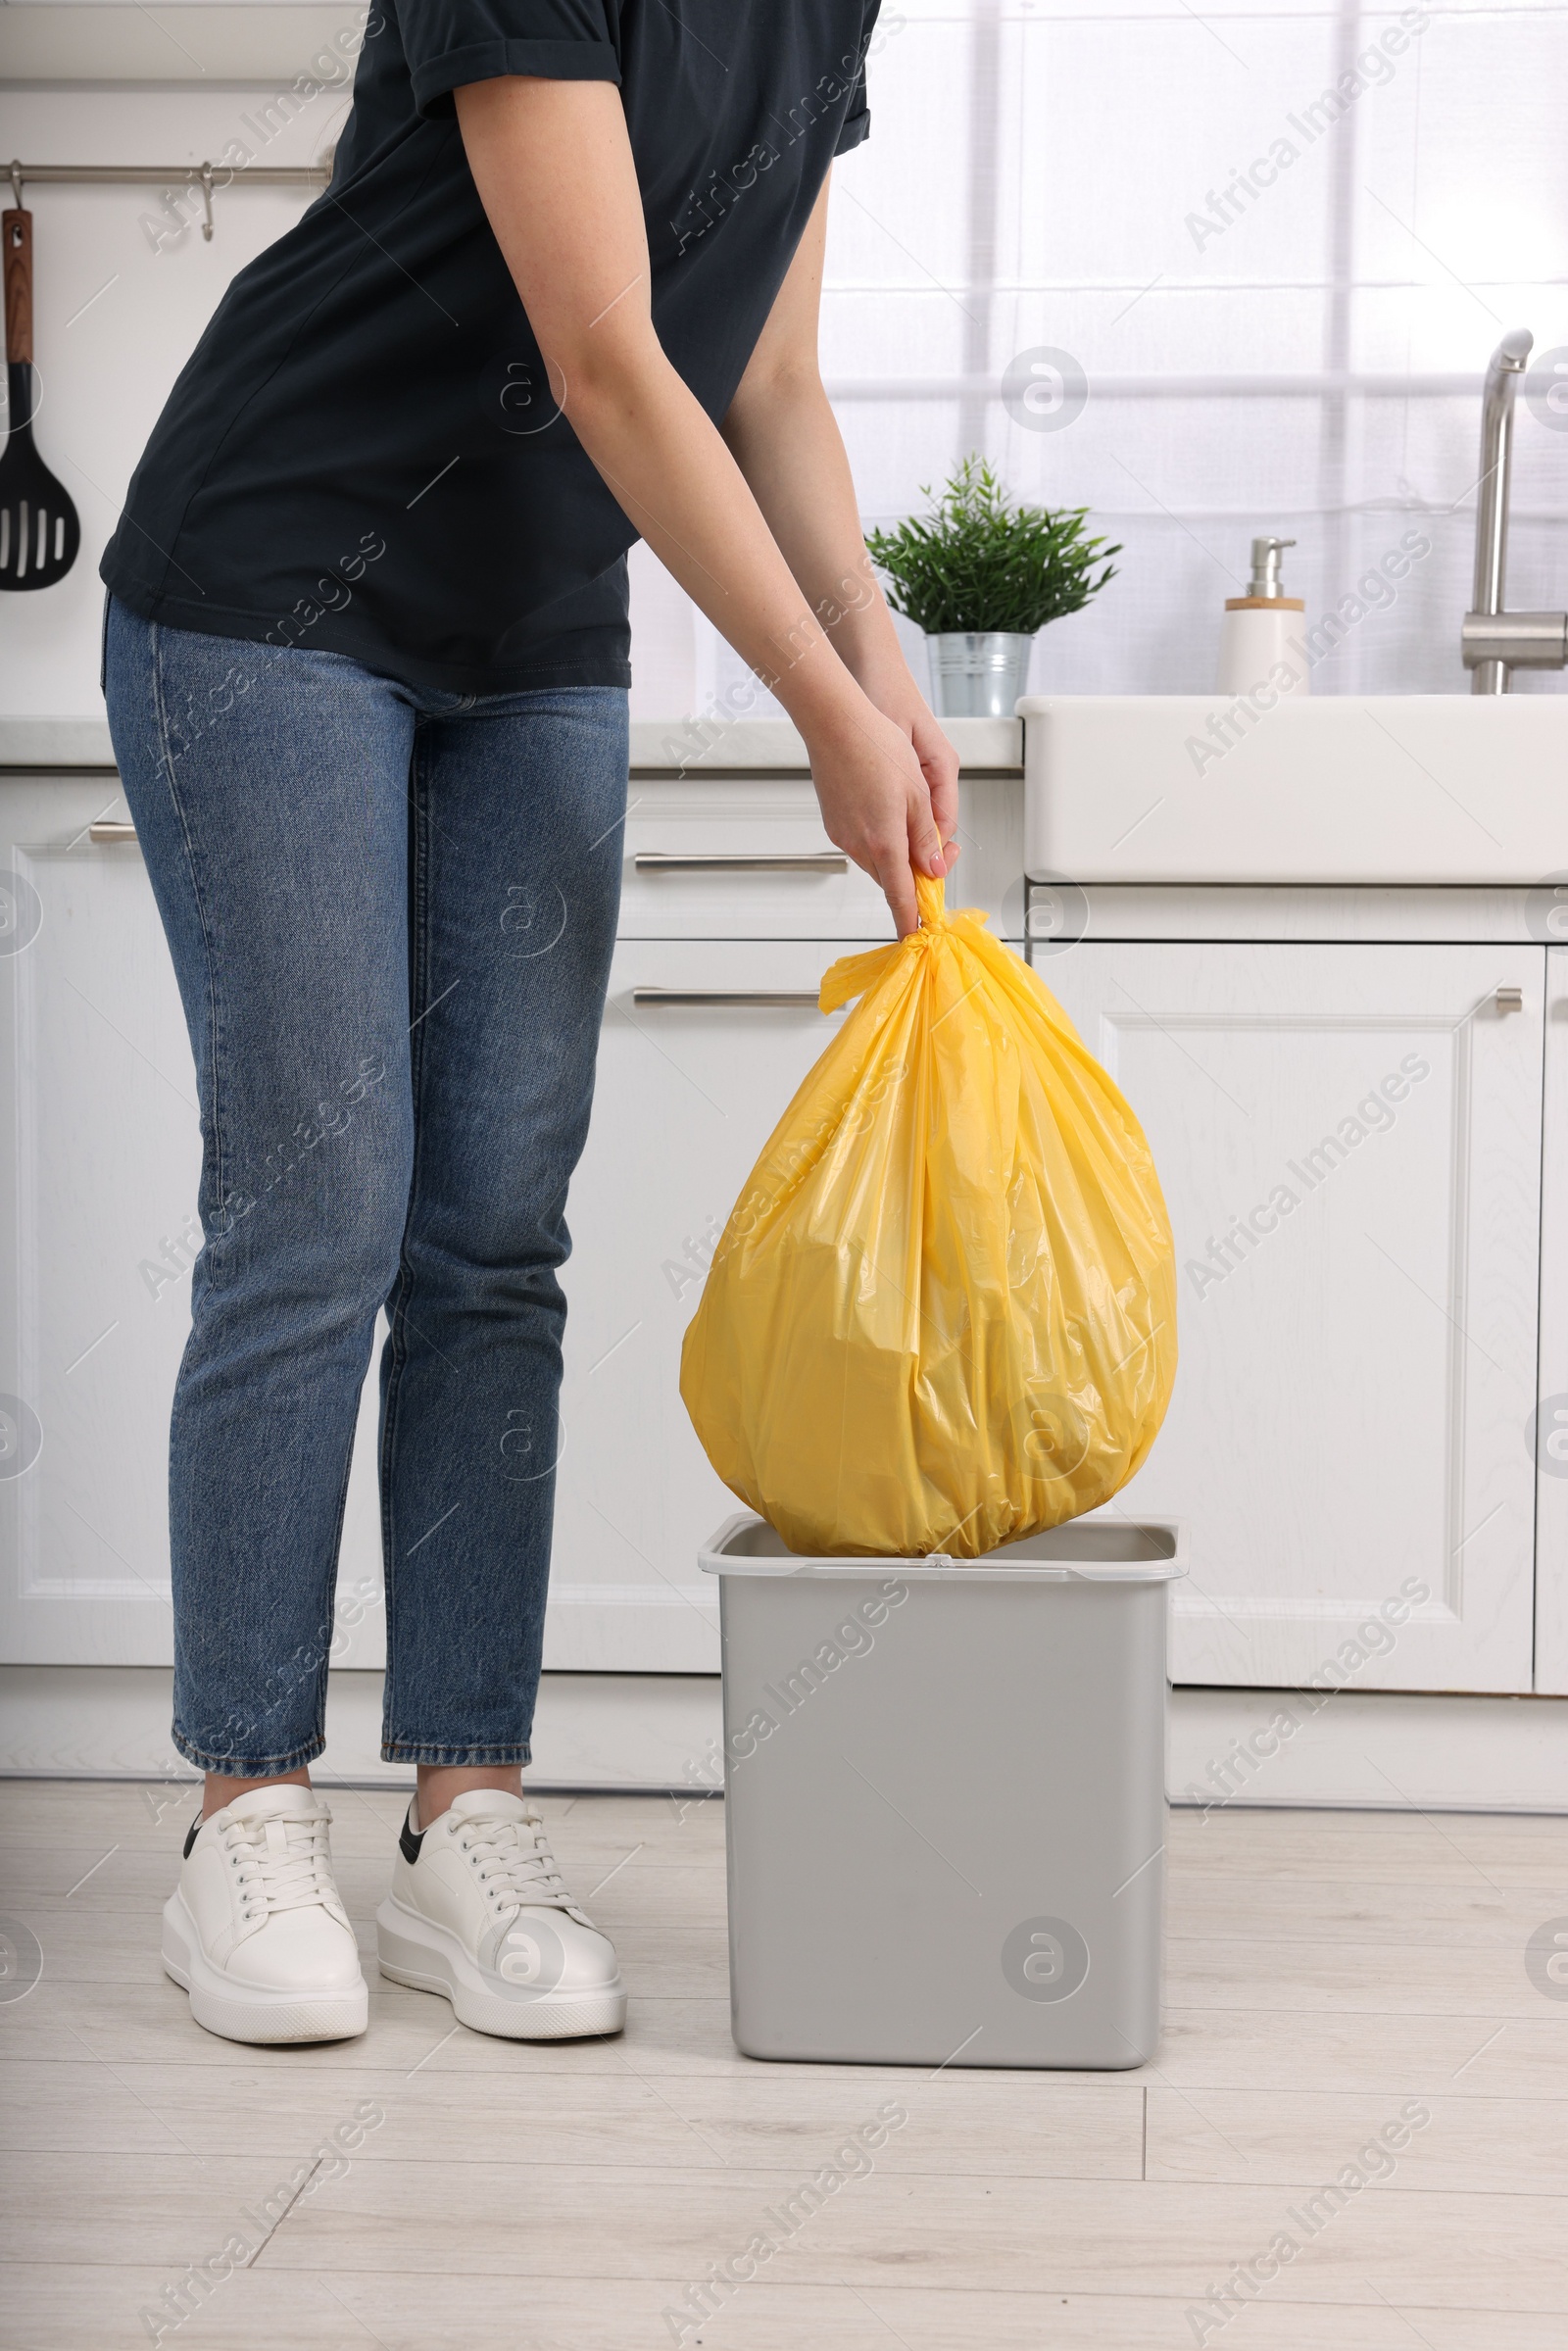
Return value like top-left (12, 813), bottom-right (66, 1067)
top-left (1537, 945), bottom-right (1568, 1693)
top-left (549, 937), bottom-right (857, 1670)
top-left (0, 786), bottom-right (197, 1663)
top-left (0, 783), bottom-right (385, 1667)
top-left (617, 774), bottom-right (1026, 941)
top-left (1041, 942), bottom-right (1544, 1692)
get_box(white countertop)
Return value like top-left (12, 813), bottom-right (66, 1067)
top-left (0, 718), bottom-right (118, 769)
top-left (0, 713), bottom-right (1024, 775)
top-left (629, 715), bottom-right (1022, 772)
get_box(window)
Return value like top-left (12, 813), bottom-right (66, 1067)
top-left (630, 0), bottom-right (1568, 715)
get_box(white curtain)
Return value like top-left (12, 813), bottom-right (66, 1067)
top-left (631, 0), bottom-right (1568, 716)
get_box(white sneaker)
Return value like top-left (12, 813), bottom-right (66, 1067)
top-left (162, 1785), bottom-right (368, 2044)
top-left (376, 1790), bottom-right (625, 2039)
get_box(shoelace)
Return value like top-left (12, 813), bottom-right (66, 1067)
top-left (456, 1807), bottom-right (576, 1916)
top-left (220, 1811), bottom-right (336, 1923)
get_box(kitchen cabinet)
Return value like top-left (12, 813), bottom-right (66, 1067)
top-left (0, 773), bottom-right (879, 1678)
top-left (1538, 945), bottom-right (1568, 1694)
top-left (1044, 942), bottom-right (1544, 1693)
top-left (0, 777), bottom-right (385, 1667)
top-left (0, 791), bottom-right (193, 1665)
top-left (548, 940), bottom-right (855, 1671)
top-left (2, 758), bottom-right (1559, 1701)
top-left (615, 765), bottom-right (1026, 943)
top-left (539, 754), bottom-right (1022, 1671)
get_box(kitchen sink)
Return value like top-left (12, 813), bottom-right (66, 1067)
top-left (1020, 695), bottom-right (1567, 886)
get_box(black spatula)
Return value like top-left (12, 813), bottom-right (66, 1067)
top-left (1, 205), bottom-right (80, 590)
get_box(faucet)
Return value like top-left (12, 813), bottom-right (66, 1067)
top-left (1461, 328), bottom-right (1568, 693)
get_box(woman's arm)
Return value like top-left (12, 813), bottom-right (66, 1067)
top-left (456, 75), bottom-right (944, 936)
top-left (720, 175), bottom-right (959, 875)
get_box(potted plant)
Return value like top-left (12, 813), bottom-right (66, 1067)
top-left (865, 457), bottom-right (1120, 716)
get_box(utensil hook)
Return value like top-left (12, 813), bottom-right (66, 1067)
top-left (199, 162), bottom-right (215, 242)
top-left (8, 160), bottom-right (23, 210)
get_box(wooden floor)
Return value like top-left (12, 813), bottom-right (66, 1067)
top-left (1, 1781), bottom-right (1565, 2350)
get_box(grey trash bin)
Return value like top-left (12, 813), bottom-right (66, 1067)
top-left (701, 1509), bottom-right (1187, 2069)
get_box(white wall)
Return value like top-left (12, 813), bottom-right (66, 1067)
top-left (0, 76), bottom-right (352, 716)
top-left (3, 0), bottom-right (1565, 722)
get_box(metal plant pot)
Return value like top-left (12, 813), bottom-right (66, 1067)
top-left (925, 630), bottom-right (1035, 718)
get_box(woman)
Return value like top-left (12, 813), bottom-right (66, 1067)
top-left (102, 0), bottom-right (958, 2047)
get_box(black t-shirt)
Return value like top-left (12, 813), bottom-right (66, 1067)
top-left (102, 0), bottom-right (877, 694)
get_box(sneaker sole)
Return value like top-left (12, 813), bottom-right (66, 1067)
top-left (375, 1896), bottom-right (626, 2039)
top-left (162, 1893), bottom-right (368, 2045)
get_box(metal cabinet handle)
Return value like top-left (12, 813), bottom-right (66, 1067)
top-left (88, 819), bottom-right (137, 844)
top-left (631, 988), bottom-right (827, 1009)
top-left (633, 852), bottom-right (847, 874)
top-left (1495, 986), bottom-right (1524, 1012)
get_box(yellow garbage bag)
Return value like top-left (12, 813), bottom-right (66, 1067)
top-left (680, 872), bottom-right (1177, 1558)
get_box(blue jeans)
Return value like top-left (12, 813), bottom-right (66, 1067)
top-left (102, 599), bottom-right (627, 1773)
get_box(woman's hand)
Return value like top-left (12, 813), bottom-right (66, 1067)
top-left (858, 663), bottom-right (962, 872)
top-left (806, 696), bottom-right (952, 939)
top-left (803, 669), bottom-right (960, 938)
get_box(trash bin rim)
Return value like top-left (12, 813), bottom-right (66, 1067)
top-left (700, 1511), bottom-right (1188, 1582)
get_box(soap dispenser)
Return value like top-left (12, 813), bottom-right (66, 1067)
top-left (1216, 536), bottom-right (1309, 697)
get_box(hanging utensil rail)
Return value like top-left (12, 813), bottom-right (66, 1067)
top-left (6, 161), bottom-right (330, 241)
